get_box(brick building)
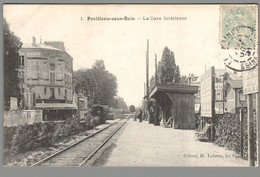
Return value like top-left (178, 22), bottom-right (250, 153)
top-left (18, 37), bottom-right (77, 120)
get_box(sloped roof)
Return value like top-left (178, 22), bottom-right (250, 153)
top-left (215, 69), bottom-right (242, 80)
top-left (22, 43), bottom-right (62, 51)
top-left (215, 69), bottom-right (227, 77)
top-left (227, 79), bottom-right (243, 89)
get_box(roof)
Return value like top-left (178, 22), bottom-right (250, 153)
top-left (92, 104), bottom-right (110, 110)
top-left (22, 43), bottom-right (62, 51)
top-left (149, 84), bottom-right (198, 97)
top-left (227, 79), bottom-right (243, 89)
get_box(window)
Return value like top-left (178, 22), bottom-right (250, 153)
top-left (58, 88), bottom-right (61, 95)
top-left (50, 73), bottom-right (55, 83)
top-left (20, 56), bottom-right (24, 66)
top-left (50, 63), bottom-right (55, 71)
top-left (65, 89), bottom-right (67, 100)
top-left (37, 62), bottom-right (41, 78)
top-left (44, 88), bottom-right (47, 95)
top-left (50, 88), bottom-right (55, 99)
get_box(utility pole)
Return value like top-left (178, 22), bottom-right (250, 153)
top-left (146, 39), bottom-right (150, 123)
top-left (247, 94), bottom-right (255, 166)
top-left (155, 54), bottom-right (158, 85)
top-left (146, 39), bottom-right (149, 99)
top-left (211, 66), bottom-right (215, 141)
top-left (238, 89), bottom-right (246, 158)
top-left (256, 93), bottom-right (259, 166)
top-left (222, 76), bottom-right (225, 113)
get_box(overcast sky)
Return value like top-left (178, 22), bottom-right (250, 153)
top-left (4, 5), bottom-right (226, 107)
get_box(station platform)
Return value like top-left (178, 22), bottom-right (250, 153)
top-left (104, 119), bottom-right (248, 167)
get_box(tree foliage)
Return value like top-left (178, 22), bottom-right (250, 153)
top-left (129, 105), bottom-right (135, 113)
top-left (116, 97), bottom-right (128, 111)
top-left (179, 75), bottom-right (188, 85)
top-left (157, 47), bottom-right (181, 84)
top-left (73, 60), bottom-right (118, 107)
top-left (3, 18), bottom-right (22, 108)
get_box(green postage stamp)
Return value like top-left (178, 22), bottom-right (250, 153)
top-left (220, 5), bottom-right (258, 72)
top-left (220, 5), bottom-right (257, 50)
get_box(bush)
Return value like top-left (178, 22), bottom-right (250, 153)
top-left (214, 113), bottom-right (257, 161)
top-left (3, 112), bottom-right (101, 159)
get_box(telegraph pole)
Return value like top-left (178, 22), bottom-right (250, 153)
top-left (247, 94), bottom-right (255, 166)
top-left (146, 39), bottom-right (149, 99)
top-left (146, 39), bottom-right (150, 123)
top-left (155, 54), bottom-right (158, 85)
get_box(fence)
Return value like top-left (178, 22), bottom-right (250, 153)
top-left (3, 110), bottom-right (42, 127)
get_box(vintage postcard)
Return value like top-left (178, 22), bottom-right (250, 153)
top-left (2, 4), bottom-right (258, 167)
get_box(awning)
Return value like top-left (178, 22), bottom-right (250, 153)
top-left (35, 103), bottom-right (78, 110)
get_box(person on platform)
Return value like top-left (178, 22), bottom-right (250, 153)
top-left (134, 111), bottom-right (137, 121)
top-left (137, 109), bottom-right (143, 122)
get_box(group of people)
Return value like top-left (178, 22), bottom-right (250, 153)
top-left (134, 109), bottom-right (174, 128)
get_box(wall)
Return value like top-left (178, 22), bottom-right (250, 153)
top-left (167, 92), bottom-right (196, 129)
top-left (226, 86), bottom-right (236, 113)
top-left (4, 110), bottom-right (42, 127)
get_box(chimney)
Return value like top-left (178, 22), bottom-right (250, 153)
top-left (32, 36), bottom-right (36, 46)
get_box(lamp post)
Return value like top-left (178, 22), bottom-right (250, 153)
top-left (238, 89), bottom-right (247, 158)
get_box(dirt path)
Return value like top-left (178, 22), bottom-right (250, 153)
top-left (102, 119), bottom-right (248, 167)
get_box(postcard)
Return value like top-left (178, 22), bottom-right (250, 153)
top-left (3, 4), bottom-right (258, 167)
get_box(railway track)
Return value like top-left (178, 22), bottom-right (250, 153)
top-left (31, 118), bottom-right (129, 167)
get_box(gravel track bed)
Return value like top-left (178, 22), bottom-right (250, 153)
top-left (35, 120), bottom-right (126, 167)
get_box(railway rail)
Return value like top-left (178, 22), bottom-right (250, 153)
top-left (31, 118), bottom-right (129, 167)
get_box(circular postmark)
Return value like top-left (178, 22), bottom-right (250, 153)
top-left (223, 49), bottom-right (258, 72)
top-left (221, 26), bottom-right (255, 50)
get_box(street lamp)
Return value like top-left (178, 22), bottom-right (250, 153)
top-left (238, 89), bottom-right (247, 158)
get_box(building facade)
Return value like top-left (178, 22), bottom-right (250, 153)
top-left (18, 37), bottom-right (77, 120)
top-left (189, 69), bottom-right (245, 115)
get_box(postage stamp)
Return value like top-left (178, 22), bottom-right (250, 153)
top-left (220, 5), bottom-right (258, 72)
top-left (220, 5), bottom-right (257, 50)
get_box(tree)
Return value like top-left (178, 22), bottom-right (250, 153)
top-left (73, 60), bottom-right (118, 107)
top-left (158, 47), bottom-right (181, 84)
top-left (116, 97), bottom-right (128, 111)
top-left (179, 75), bottom-right (188, 85)
top-left (93, 59), bottom-right (105, 70)
top-left (175, 66), bottom-right (181, 83)
top-left (129, 105), bottom-right (135, 113)
top-left (3, 18), bottom-right (22, 108)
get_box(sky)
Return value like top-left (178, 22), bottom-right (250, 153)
top-left (4, 5), bottom-right (227, 107)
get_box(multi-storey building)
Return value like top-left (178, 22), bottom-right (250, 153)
top-left (18, 37), bottom-right (77, 120)
top-left (188, 69), bottom-right (244, 114)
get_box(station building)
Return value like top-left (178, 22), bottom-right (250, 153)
top-left (18, 37), bottom-right (77, 121)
